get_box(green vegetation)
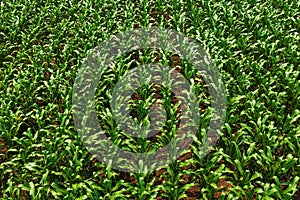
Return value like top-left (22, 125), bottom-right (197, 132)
top-left (0, 0), bottom-right (299, 199)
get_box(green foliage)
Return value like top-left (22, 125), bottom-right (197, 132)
top-left (0, 0), bottom-right (299, 199)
